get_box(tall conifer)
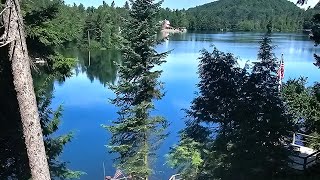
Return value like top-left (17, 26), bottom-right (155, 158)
top-left (168, 32), bottom-right (294, 179)
top-left (105, 0), bottom-right (168, 179)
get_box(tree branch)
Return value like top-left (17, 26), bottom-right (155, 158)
top-left (0, 6), bottom-right (9, 16)
top-left (0, 38), bottom-right (14, 47)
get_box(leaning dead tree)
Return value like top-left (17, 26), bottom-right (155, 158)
top-left (0, 0), bottom-right (51, 179)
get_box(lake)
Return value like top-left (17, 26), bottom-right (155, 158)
top-left (50, 32), bottom-right (320, 180)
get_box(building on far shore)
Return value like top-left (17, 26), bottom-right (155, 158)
top-left (160, 19), bottom-right (186, 34)
top-left (162, 19), bottom-right (171, 30)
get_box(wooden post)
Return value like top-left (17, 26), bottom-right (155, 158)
top-left (278, 54), bottom-right (284, 92)
top-left (303, 157), bottom-right (307, 170)
top-left (88, 50), bottom-right (91, 66)
top-left (292, 133), bottom-right (296, 145)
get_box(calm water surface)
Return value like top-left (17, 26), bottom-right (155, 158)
top-left (51, 32), bottom-right (319, 180)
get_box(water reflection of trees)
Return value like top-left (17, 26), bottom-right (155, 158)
top-left (77, 50), bottom-right (120, 86)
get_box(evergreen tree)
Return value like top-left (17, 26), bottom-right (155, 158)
top-left (168, 48), bottom-right (246, 179)
top-left (104, 0), bottom-right (168, 179)
top-left (111, 1), bottom-right (115, 8)
top-left (168, 32), bottom-right (295, 179)
top-left (229, 31), bottom-right (294, 179)
top-left (124, 1), bottom-right (130, 10)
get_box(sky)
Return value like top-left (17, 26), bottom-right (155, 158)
top-left (65, 0), bottom-right (319, 9)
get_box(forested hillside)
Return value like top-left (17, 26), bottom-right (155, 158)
top-left (158, 0), bottom-right (320, 32)
top-left (186, 0), bottom-right (305, 31)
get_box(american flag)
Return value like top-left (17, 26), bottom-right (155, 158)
top-left (297, 0), bottom-right (308, 5)
top-left (113, 169), bottom-right (123, 179)
top-left (277, 57), bottom-right (285, 80)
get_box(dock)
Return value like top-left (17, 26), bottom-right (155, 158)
top-left (289, 133), bottom-right (320, 171)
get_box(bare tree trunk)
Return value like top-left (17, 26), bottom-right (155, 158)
top-left (1, 0), bottom-right (51, 179)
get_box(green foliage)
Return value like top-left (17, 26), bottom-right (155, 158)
top-left (22, 0), bottom-right (78, 80)
top-left (81, 3), bottom-right (126, 49)
top-left (231, 32), bottom-right (294, 178)
top-left (169, 47), bottom-right (248, 179)
top-left (309, 8), bottom-right (320, 68)
top-left (157, 0), bottom-right (306, 32)
top-left (169, 32), bottom-right (294, 179)
top-left (282, 78), bottom-right (320, 149)
top-left (166, 137), bottom-right (203, 179)
top-left (190, 0), bottom-right (305, 31)
top-left (23, 0), bottom-right (83, 48)
top-left (48, 53), bottom-right (76, 78)
top-left (158, 8), bottom-right (189, 28)
top-left (104, 0), bottom-right (168, 178)
top-left (22, 0), bottom-right (127, 51)
top-left (124, 1), bottom-right (130, 10)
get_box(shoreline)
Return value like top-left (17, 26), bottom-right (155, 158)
top-left (161, 28), bottom-right (187, 34)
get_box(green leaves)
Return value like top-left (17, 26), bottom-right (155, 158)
top-left (282, 78), bottom-right (320, 149)
top-left (166, 138), bottom-right (203, 179)
top-left (48, 53), bottom-right (76, 79)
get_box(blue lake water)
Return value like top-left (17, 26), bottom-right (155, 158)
top-left (51, 32), bottom-right (320, 180)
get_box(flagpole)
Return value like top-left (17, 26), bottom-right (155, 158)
top-left (278, 53), bottom-right (284, 92)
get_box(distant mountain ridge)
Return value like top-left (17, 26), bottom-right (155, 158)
top-left (184, 0), bottom-right (310, 31)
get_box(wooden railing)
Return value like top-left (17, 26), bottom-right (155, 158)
top-left (292, 132), bottom-right (320, 145)
top-left (290, 148), bottom-right (320, 170)
top-left (169, 174), bottom-right (181, 180)
top-left (290, 132), bottom-right (320, 170)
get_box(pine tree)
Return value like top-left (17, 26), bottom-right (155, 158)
top-left (111, 1), bottom-right (115, 8)
top-left (124, 1), bottom-right (130, 10)
top-left (168, 32), bottom-right (295, 179)
top-left (168, 48), bottom-right (246, 179)
top-left (104, 0), bottom-right (168, 179)
top-left (232, 32), bottom-right (294, 178)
